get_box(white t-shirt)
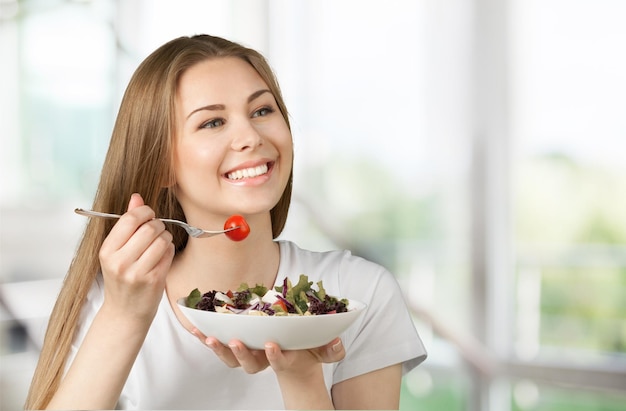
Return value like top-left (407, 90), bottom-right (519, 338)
top-left (69, 240), bottom-right (427, 409)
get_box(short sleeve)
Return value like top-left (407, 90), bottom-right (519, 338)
top-left (333, 255), bottom-right (427, 383)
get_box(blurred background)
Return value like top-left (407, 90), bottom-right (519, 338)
top-left (1, 0), bottom-right (625, 410)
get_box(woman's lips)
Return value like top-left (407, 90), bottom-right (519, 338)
top-left (225, 161), bottom-right (273, 181)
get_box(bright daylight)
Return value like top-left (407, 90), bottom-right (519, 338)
top-left (1, 1), bottom-right (625, 410)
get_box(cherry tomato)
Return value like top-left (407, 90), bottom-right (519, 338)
top-left (223, 215), bottom-right (250, 241)
top-left (272, 299), bottom-right (288, 312)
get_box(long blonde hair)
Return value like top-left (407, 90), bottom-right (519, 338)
top-left (24, 34), bottom-right (293, 409)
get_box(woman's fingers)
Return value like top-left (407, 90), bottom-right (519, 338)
top-left (196, 334), bottom-right (346, 374)
top-left (226, 340), bottom-right (269, 373)
top-left (201, 337), bottom-right (240, 368)
top-left (124, 220), bottom-right (173, 274)
top-left (264, 338), bottom-right (345, 374)
top-left (98, 194), bottom-right (174, 320)
top-left (100, 193), bottom-right (173, 281)
top-left (198, 336), bottom-right (269, 373)
top-left (127, 192), bottom-right (144, 210)
top-left (101, 219), bottom-right (170, 285)
top-left (99, 195), bottom-right (156, 263)
top-left (320, 338), bottom-right (345, 363)
top-left (152, 233), bottom-right (176, 274)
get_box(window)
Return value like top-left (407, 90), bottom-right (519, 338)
top-left (1, 1), bottom-right (625, 410)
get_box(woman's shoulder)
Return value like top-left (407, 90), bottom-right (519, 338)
top-left (276, 240), bottom-right (396, 299)
top-left (278, 240), bottom-right (387, 275)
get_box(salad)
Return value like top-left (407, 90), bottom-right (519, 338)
top-left (185, 274), bottom-right (349, 316)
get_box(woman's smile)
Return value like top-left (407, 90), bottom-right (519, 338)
top-left (224, 160), bottom-right (275, 185)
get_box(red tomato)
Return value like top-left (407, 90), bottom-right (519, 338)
top-left (272, 299), bottom-right (288, 312)
top-left (223, 215), bottom-right (250, 241)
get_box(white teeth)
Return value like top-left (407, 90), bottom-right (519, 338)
top-left (227, 163), bottom-right (269, 180)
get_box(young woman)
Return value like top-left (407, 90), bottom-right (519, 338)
top-left (25, 34), bottom-right (426, 410)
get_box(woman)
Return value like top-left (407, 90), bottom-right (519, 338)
top-left (25, 34), bottom-right (426, 410)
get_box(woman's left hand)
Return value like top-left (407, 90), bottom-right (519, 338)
top-left (193, 329), bottom-right (343, 408)
top-left (191, 328), bottom-right (345, 376)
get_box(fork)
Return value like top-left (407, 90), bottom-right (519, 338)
top-left (74, 208), bottom-right (239, 238)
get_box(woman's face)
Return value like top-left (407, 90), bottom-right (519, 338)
top-left (173, 57), bottom-right (292, 225)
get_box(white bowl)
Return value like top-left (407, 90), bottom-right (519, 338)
top-left (177, 298), bottom-right (366, 350)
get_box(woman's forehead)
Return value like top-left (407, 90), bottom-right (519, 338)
top-left (180, 57), bottom-right (267, 91)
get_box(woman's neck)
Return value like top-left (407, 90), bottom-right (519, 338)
top-left (166, 225), bottom-right (280, 300)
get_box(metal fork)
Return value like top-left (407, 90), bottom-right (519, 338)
top-left (74, 208), bottom-right (239, 238)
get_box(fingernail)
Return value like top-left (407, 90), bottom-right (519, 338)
top-left (332, 340), bottom-right (343, 353)
top-left (206, 339), bottom-right (217, 349)
top-left (265, 343), bottom-right (277, 355)
top-left (228, 342), bottom-right (240, 353)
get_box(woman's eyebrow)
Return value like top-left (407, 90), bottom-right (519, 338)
top-left (248, 89), bottom-right (272, 103)
top-left (186, 103), bottom-right (225, 119)
top-left (186, 89), bottom-right (272, 119)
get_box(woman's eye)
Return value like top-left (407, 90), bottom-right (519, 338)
top-left (200, 118), bottom-right (225, 129)
top-left (252, 107), bottom-right (274, 118)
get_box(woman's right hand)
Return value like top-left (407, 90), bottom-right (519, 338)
top-left (98, 193), bottom-right (175, 323)
top-left (46, 194), bottom-right (175, 410)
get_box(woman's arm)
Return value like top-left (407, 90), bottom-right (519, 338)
top-left (46, 306), bottom-right (152, 409)
top-left (201, 336), bottom-right (404, 410)
top-left (272, 354), bottom-right (403, 410)
top-left (331, 363), bottom-right (403, 410)
top-left (266, 340), bottom-right (342, 410)
top-left (46, 194), bottom-right (174, 410)
top-left (199, 335), bottom-right (346, 410)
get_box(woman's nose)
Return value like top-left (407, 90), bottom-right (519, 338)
top-left (231, 119), bottom-right (263, 151)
